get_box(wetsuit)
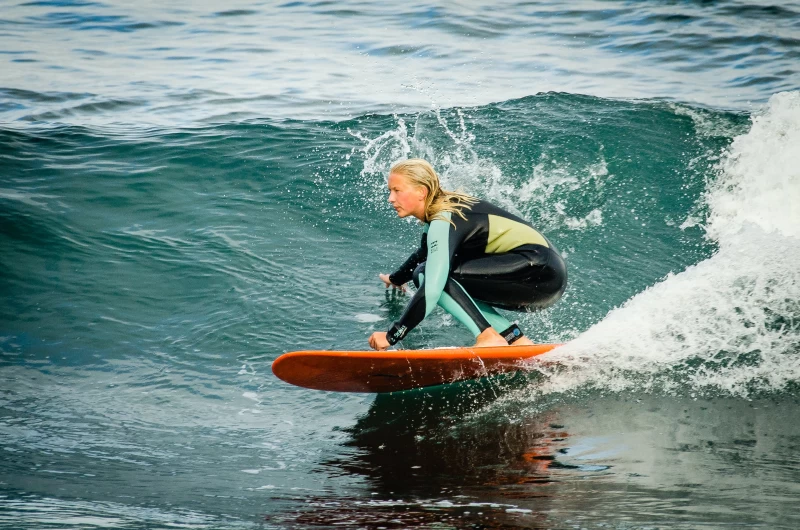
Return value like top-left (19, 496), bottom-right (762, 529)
top-left (386, 199), bottom-right (567, 345)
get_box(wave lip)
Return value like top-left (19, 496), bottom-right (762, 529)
top-left (706, 91), bottom-right (800, 241)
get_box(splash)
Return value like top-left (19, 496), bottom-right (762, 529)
top-left (532, 91), bottom-right (800, 399)
top-left (518, 151), bottom-right (608, 231)
top-left (349, 107), bottom-right (610, 232)
top-left (347, 109), bottom-right (519, 219)
top-left (347, 115), bottom-right (414, 212)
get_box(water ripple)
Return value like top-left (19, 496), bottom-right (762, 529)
top-left (1, 0), bottom-right (798, 125)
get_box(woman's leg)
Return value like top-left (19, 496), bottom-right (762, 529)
top-left (472, 300), bottom-right (513, 333)
top-left (414, 265), bottom-right (510, 344)
top-left (452, 246), bottom-right (567, 310)
top-left (451, 247), bottom-right (567, 343)
top-left (412, 246), bottom-right (567, 344)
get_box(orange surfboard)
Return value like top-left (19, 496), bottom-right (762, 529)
top-left (271, 343), bottom-right (560, 393)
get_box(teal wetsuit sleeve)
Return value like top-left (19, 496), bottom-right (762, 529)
top-left (422, 217), bottom-right (450, 317)
top-left (385, 216), bottom-right (453, 344)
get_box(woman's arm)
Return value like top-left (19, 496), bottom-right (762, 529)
top-left (387, 231), bottom-right (428, 286)
top-left (383, 216), bottom-right (452, 345)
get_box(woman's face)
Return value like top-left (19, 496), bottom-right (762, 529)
top-left (387, 172), bottom-right (427, 220)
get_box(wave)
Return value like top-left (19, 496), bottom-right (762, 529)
top-left (524, 91), bottom-right (800, 399)
top-left (1, 91), bottom-right (791, 396)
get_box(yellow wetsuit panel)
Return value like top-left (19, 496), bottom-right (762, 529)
top-left (486, 214), bottom-right (549, 253)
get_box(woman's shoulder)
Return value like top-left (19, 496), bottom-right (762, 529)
top-left (428, 212), bottom-right (453, 226)
top-left (468, 199), bottom-right (532, 225)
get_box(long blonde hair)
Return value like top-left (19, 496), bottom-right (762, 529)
top-left (389, 159), bottom-right (476, 223)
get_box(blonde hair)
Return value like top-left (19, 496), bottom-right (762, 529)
top-left (389, 159), bottom-right (476, 223)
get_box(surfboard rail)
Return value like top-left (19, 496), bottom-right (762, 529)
top-left (271, 343), bottom-right (561, 393)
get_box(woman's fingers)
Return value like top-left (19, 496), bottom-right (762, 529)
top-left (379, 273), bottom-right (408, 292)
top-left (368, 332), bottom-right (390, 351)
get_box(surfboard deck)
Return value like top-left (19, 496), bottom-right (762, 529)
top-left (271, 343), bottom-right (560, 393)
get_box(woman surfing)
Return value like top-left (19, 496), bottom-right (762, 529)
top-left (368, 159), bottom-right (567, 350)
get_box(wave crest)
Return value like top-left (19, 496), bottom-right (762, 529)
top-left (530, 91), bottom-right (800, 399)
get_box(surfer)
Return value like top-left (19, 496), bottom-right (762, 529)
top-left (368, 159), bottom-right (567, 350)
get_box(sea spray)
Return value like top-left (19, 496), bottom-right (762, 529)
top-left (527, 91), bottom-right (800, 399)
top-left (348, 105), bottom-right (613, 233)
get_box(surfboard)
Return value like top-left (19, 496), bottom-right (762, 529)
top-left (271, 343), bottom-right (560, 393)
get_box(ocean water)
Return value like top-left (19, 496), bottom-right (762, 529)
top-left (1, 1), bottom-right (799, 529)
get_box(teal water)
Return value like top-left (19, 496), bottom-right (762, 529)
top-left (2, 1), bottom-right (800, 529)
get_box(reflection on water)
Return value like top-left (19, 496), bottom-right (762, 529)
top-left (269, 376), bottom-right (570, 528)
top-left (339, 374), bottom-right (562, 496)
top-left (269, 384), bottom-right (800, 529)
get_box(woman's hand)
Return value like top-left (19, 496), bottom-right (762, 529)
top-left (379, 273), bottom-right (406, 292)
top-left (368, 332), bottom-right (390, 351)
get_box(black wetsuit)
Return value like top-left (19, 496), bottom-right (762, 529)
top-left (386, 199), bottom-right (567, 345)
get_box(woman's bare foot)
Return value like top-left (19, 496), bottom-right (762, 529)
top-left (473, 327), bottom-right (509, 347)
top-left (512, 335), bottom-right (535, 346)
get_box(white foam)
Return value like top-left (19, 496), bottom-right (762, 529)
top-left (241, 391), bottom-right (259, 401)
top-left (534, 91), bottom-right (800, 398)
top-left (354, 313), bottom-right (384, 323)
top-left (705, 91), bottom-right (800, 241)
